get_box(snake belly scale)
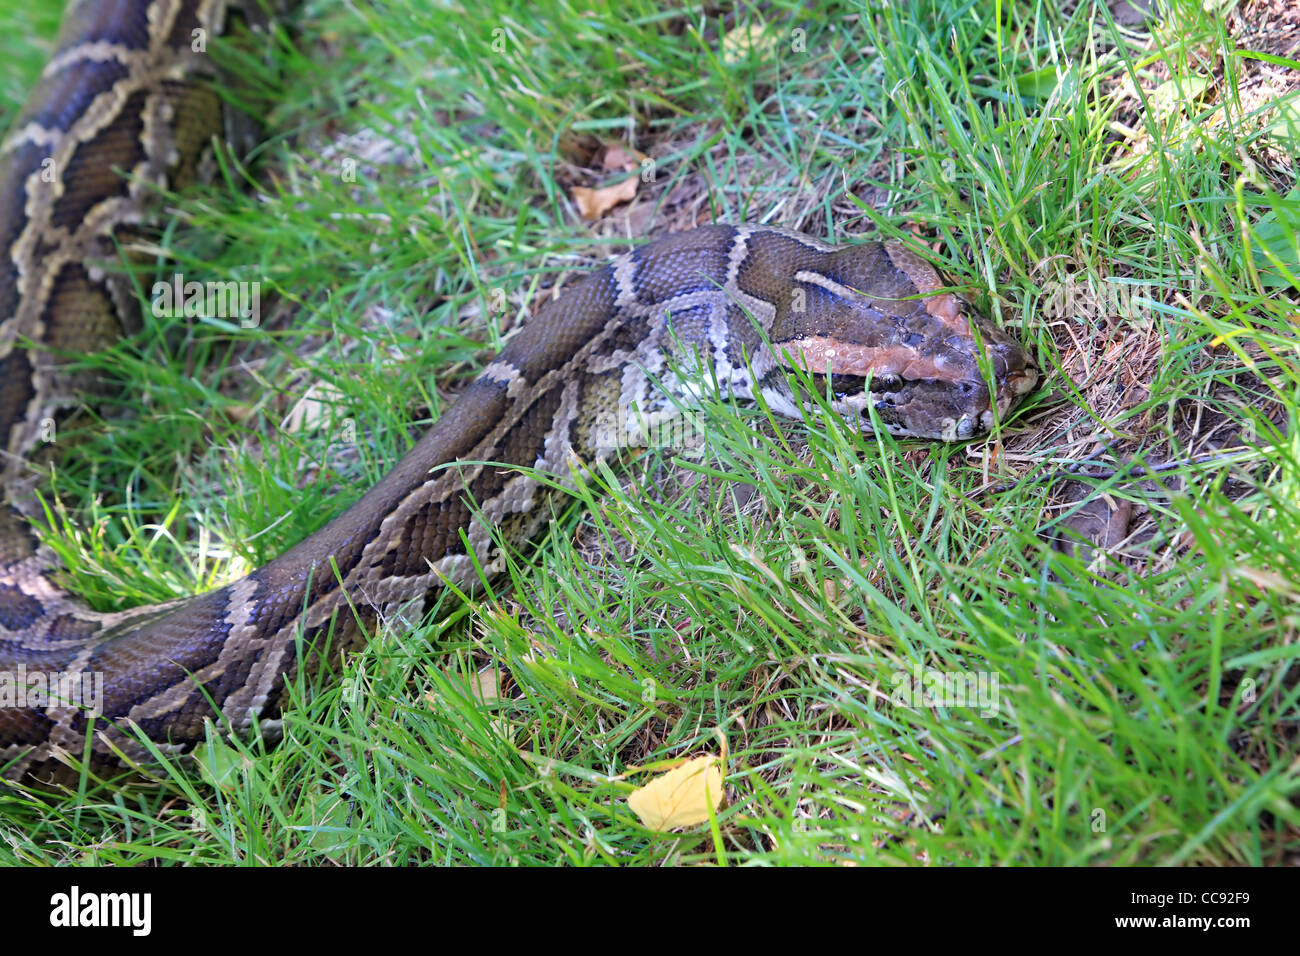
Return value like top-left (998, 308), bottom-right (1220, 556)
top-left (0, 0), bottom-right (1037, 787)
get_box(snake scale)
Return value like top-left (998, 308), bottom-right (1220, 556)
top-left (0, 0), bottom-right (1036, 788)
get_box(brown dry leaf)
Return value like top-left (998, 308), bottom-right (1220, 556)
top-left (283, 382), bottom-right (346, 433)
top-left (224, 402), bottom-right (257, 424)
top-left (467, 666), bottom-right (501, 705)
top-left (428, 665), bottom-right (514, 741)
top-left (572, 175), bottom-right (638, 220)
top-left (627, 754), bottom-right (724, 830)
top-left (601, 143), bottom-right (641, 173)
top-left (429, 665), bottom-right (500, 707)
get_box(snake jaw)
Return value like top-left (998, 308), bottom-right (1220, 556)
top-left (777, 325), bottom-right (1036, 440)
top-left (978, 334), bottom-right (1040, 432)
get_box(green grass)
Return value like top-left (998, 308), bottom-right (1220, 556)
top-left (0, 0), bottom-right (1297, 864)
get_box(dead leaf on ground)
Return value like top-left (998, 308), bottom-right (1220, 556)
top-left (721, 22), bottom-right (780, 65)
top-left (626, 754), bottom-right (724, 830)
top-left (428, 665), bottom-right (501, 707)
top-left (283, 382), bottom-right (347, 433)
top-left (572, 175), bottom-right (639, 220)
top-left (601, 143), bottom-right (643, 173)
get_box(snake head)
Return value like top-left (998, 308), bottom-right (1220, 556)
top-left (782, 316), bottom-right (1038, 441)
top-left (766, 242), bottom-right (1038, 441)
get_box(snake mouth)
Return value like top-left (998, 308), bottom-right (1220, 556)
top-left (976, 365), bottom-right (1039, 432)
top-left (823, 362), bottom-right (1038, 441)
top-left (804, 371), bottom-right (904, 399)
top-left (778, 326), bottom-right (1038, 440)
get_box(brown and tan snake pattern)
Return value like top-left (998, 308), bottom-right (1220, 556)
top-left (0, 0), bottom-right (1037, 788)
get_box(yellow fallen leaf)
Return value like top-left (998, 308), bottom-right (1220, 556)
top-left (627, 754), bottom-right (724, 830)
top-left (572, 175), bottom-right (638, 220)
top-left (721, 22), bottom-right (779, 65)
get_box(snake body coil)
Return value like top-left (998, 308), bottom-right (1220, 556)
top-left (0, 0), bottom-right (1036, 787)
